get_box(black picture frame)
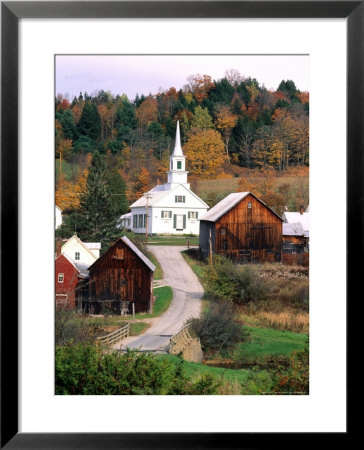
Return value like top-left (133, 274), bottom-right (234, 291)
top-left (1, 1), bottom-right (355, 448)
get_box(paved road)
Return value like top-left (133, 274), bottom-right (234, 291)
top-left (113, 246), bottom-right (203, 352)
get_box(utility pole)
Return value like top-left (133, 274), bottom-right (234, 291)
top-left (144, 192), bottom-right (151, 244)
top-left (209, 228), bottom-right (213, 266)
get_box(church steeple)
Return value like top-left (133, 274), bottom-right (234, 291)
top-left (166, 121), bottom-right (190, 189)
top-left (172, 120), bottom-right (184, 156)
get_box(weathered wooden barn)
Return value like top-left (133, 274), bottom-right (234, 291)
top-left (282, 222), bottom-right (309, 266)
top-left (55, 254), bottom-right (90, 310)
top-left (199, 192), bottom-right (283, 263)
top-left (87, 236), bottom-right (156, 315)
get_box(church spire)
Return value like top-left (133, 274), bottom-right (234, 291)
top-left (172, 121), bottom-right (184, 156)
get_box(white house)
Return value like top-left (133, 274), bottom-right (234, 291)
top-left (61, 235), bottom-right (101, 266)
top-left (55, 205), bottom-right (63, 229)
top-left (129, 122), bottom-right (209, 235)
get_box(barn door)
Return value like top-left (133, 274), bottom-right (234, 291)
top-left (252, 225), bottom-right (273, 249)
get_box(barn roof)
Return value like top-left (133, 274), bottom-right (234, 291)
top-left (56, 253), bottom-right (90, 278)
top-left (282, 222), bottom-right (305, 236)
top-left (282, 211), bottom-right (309, 232)
top-left (88, 237), bottom-right (156, 273)
top-left (200, 192), bottom-right (283, 222)
top-left (121, 236), bottom-right (156, 272)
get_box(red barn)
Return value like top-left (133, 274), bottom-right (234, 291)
top-left (88, 236), bottom-right (156, 315)
top-left (55, 254), bottom-right (89, 310)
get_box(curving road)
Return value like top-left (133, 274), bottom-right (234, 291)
top-left (113, 246), bottom-right (203, 352)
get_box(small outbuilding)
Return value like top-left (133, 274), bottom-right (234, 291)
top-left (55, 253), bottom-right (90, 310)
top-left (199, 192), bottom-right (283, 263)
top-left (87, 236), bottom-right (156, 315)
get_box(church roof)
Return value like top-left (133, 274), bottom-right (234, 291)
top-left (172, 121), bottom-right (184, 157)
top-left (129, 183), bottom-right (208, 209)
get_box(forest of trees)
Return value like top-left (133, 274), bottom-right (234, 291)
top-left (55, 70), bottom-right (309, 244)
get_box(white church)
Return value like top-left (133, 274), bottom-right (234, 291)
top-left (125, 121), bottom-right (209, 235)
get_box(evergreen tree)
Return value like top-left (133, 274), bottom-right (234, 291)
top-left (79, 152), bottom-right (120, 250)
top-left (77, 102), bottom-right (101, 141)
top-left (107, 168), bottom-right (129, 216)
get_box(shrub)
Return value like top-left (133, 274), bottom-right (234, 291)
top-left (271, 347), bottom-right (309, 394)
top-left (55, 306), bottom-right (102, 345)
top-left (189, 302), bottom-right (247, 352)
top-left (55, 342), bottom-right (220, 395)
top-left (204, 256), bottom-right (269, 304)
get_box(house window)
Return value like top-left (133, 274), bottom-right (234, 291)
top-left (161, 211), bottom-right (172, 219)
top-left (75, 252), bottom-right (80, 260)
top-left (221, 228), bottom-right (226, 236)
top-left (143, 214), bottom-right (147, 228)
top-left (188, 211), bottom-right (199, 219)
top-left (171, 160), bottom-right (173, 170)
top-left (177, 161), bottom-right (182, 169)
top-left (247, 202), bottom-right (252, 209)
top-left (58, 273), bottom-right (64, 283)
top-left (175, 195), bottom-right (185, 203)
top-left (138, 214), bottom-right (143, 228)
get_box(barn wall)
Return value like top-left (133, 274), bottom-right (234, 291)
top-left (202, 194), bottom-right (282, 263)
top-left (89, 240), bottom-right (153, 314)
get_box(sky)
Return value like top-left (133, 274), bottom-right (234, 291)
top-left (55, 55), bottom-right (309, 100)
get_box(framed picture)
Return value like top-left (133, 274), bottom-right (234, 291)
top-left (1, 1), bottom-right (355, 447)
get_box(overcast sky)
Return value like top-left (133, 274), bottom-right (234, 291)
top-left (56, 54), bottom-right (309, 100)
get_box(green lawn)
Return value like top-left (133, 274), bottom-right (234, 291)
top-left (159, 354), bottom-right (251, 385)
top-left (147, 253), bottom-right (163, 280)
top-left (147, 235), bottom-right (199, 246)
top-left (158, 325), bottom-right (308, 387)
top-left (236, 326), bottom-right (308, 363)
top-left (129, 322), bottom-right (150, 336)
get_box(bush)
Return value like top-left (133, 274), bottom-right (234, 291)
top-left (271, 347), bottom-right (309, 394)
top-left (204, 256), bottom-right (269, 304)
top-left (189, 302), bottom-right (247, 352)
top-left (55, 306), bottom-right (102, 345)
top-left (55, 342), bottom-right (220, 395)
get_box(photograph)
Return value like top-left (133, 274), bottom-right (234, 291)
top-left (54, 54), bottom-right (309, 396)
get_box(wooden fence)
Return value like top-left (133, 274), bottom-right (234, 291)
top-left (169, 323), bottom-right (193, 354)
top-left (96, 323), bottom-right (130, 346)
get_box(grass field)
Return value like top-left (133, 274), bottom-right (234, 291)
top-left (147, 235), bottom-right (199, 246)
top-left (236, 326), bottom-right (308, 363)
top-left (159, 325), bottom-right (307, 388)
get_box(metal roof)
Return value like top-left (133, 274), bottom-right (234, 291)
top-left (282, 212), bottom-right (309, 232)
top-left (200, 192), bottom-right (283, 223)
top-left (130, 189), bottom-right (169, 208)
top-left (282, 222), bottom-right (305, 236)
top-left (121, 236), bottom-right (156, 272)
top-left (199, 192), bottom-right (250, 222)
top-left (84, 242), bottom-right (101, 250)
top-left (74, 262), bottom-right (90, 279)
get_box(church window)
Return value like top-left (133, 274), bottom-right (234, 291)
top-left (175, 195), bottom-right (185, 203)
top-left (177, 161), bottom-right (182, 169)
top-left (162, 211), bottom-right (172, 219)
